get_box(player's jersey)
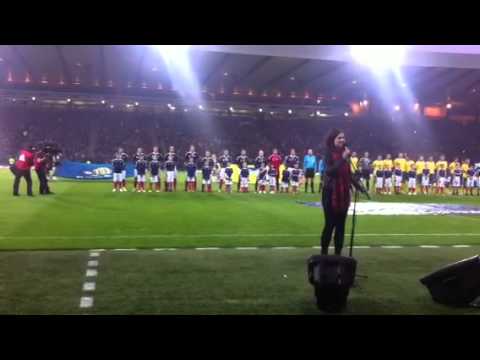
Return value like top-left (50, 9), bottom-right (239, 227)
top-left (281, 169), bottom-right (290, 183)
top-left (236, 154), bottom-right (249, 167)
top-left (133, 152), bottom-right (145, 163)
top-left (422, 168), bottom-right (430, 176)
top-left (219, 154), bottom-right (231, 168)
top-left (202, 167), bottom-right (212, 180)
top-left (268, 168), bottom-right (277, 178)
top-left (254, 155), bottom-right (267, 169)
top-left (383, 159), bottom-right (393, 171)
top-left (291, 169), bottom-right (302, 182)
top-left (384, 170), bottom-right (392, 178)
top-left (462, 163), bottom-right (470, 177)
top-left (467, 169), bottom-right (475, 177)
top-left (438, 169), bottom-right (447, 178)
top-left (164, 160), bottom-right (176, 172)
top-left (449, 162), bottom-right (459, 174)
top-left (268, 154), bottom-right (282, 170)
top-left (376, 170), bottom-right (384, 178)
top-left (185, 151), bottom-right (199, 164)
top-left (415, 161), bottom-right (425, 175)
top-left (135, 160), bottom-right (147, 175)
top-left (405, 160), bottom-right (415, 172)
top-left (112, 159), bottom-right (124, 173)
top-left (148, 152), bottom-right (163, 162)
top-left (164, 152), bottom-right (178, 165)
top-left (350, 156), bottom-right (359, 173)
top-left (258, 168), bottom-right (268, 181)
top-left (454, 169), bottom-right (463, 178)
top-left (284, 155), bottom-right (300, 168)
top-left (372, 160), bottom-right (383, 173)
top-left (394, 168), bottom-right (402, 177)
top-left (186, 163), bottom-right (197, 178)
top-left (115, 151), bottom-right (129, 163)
top-left (224, 167), bottom-right (233, 180)
top-left (201, 157), bottom-right (214, 169)
top-left (408, 171), bottom-right (416, 179)
top-left (240, 168), bottom-right (250, 179)
top-left (394, 158), bottom-right (406, 172)
top-left (426, 161), bottom-right (436, 174)
top-left (150, 160), bottom-right (160, 176)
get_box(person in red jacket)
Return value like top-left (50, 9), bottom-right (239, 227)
top-left (268, 148), bottom-right (282, 189)
top-left (13, 145), bottom-right (35, 196)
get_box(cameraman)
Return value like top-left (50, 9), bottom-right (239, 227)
top-left (13, 145), bottom-right (35, 197)
top-left (34, 150), bottom-right (53, 195)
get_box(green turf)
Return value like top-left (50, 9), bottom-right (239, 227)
top-left (1, 169), bottom-right (480, 250)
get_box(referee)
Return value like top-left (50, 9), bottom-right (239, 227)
top-left (303, 149), bottom-right (317, 193)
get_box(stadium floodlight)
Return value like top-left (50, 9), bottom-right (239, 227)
top-left (344, 112), bottom-right (349, 117)
top-left (258, 108), bottom-right (263, 112)
top-left (229, 106), bottom-right (234, 112)
top-left (67, 98), bottom-right (71, 103)
top-left (446, 103), bottom-right (452, 109)
top-left (350, 45), bottom-right (406, 72)
top-left (362, 100), bottom-right (369, 107)
top-left (288, 109), bottom-right (293, 114)
top-left (101, 100), bottom-right (106, 104)
top-left (394, 105), bottom-right (401, 111)
top-left (31, 96), bottom-right (36, 101)
top-left (414, 103), bottom-right (420, 111)
top-left (134, 101), bottom-right (139, 106)
top-left (198, 104), bottom-right (204, 110)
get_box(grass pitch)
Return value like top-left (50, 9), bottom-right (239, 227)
top-left (1, 169), bottom-right (480, 314)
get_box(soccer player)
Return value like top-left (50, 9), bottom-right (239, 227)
top-left (254, 150), bottom-right (268, 193)
top-left (375, 162), bottom-right (384, 195)
top-left (135, 155), bottom-right (147, 193)
top-left (268, 165), bottom-right (277, 194)
top-left (474, 165), bottom-right (480, 196)
top-left (383, 154), bottom-right (393, 174)
top-left (201, 151), bottom-right (214, 193)
top-left (405, 155), bottom-right (415, 188)
top-left (426, 156), bottom-right (436, 193)
top-left (393, 153), bottom-right (406, 191)
top-left (236, 149), bottom-right (249, 192)
top-left (116, 147), bottom-right (129, 191)
top-left (224, 166), bottom-right (234, 194)
top-left (415, 156), bottom-right (426, 187)
top-left (393, 165), bottom-right (403, 195)
top-left (303, 149), bottom-right (317, 193)
top-left (149, 154), bottom-right (161, 192)
top-left (257, 165), bottom-right (268, 194)
top-left (284, 148), bottom-right (300, 174)
top-left (268, 148), bottom-right (282, 189)
top-left (465, 164), bottom-right (475, 196)
top-left (421, 165), bottom-right (430, 194)
top-left (449, 157), bottom-right (460, 180)
top-left (211, 154), bottom-right (220, 185)
top-left (184, 145), bottom-right (199, 191)
top-left (164, 154), bottom-right (176, 192)
top-left (280, 167), bottom-right (290, 193)
top-left (462, 159), bottom-right (471, 195)
top-left (436, 155), bottom-right (448, 195)
top-left (185, 158), bottom-right (197, 192)
top-left (350, 151), bottom-right (360, 176)
top-left (452, 164), bottom-right (462, 196)
top-left (359, 152), bottom-right (372, 192)
top-left (132, 147), bottom-right (145, 191)
top-left (384, 162), bottom-right (393, 195)
top-left (164, 146), bottom-right (178, 191)
top-left (290, 163), bottom-right (303, 194)
top-left (218, 149), bottom-right (231, 192)
top-left (112, 153), bottom-right (124, 192)
top-left (239, 162), bottom-right (250, 193)
top-left (407, 164), bottom-right (417, 195)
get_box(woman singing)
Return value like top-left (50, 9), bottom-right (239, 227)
top-left (321, 129), bottom-right (365, 255)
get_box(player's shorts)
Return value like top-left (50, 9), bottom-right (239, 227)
top-left (219, 168), bottom-right (226, 180)
top-left (394, 175), bottom-right (403, 187)
top-left (225, 178), bottom-right (233, 186)
top-left (113, 173), bottom-right (122, 182)
top-left (421, 175), bottom-right (430, 187)
top-left (375, 177), bottom-right (384, 189)
top-left (452, 176), bottom-right (461, 188)
top-left (305, 168), bottom-right (315, 178)
top-left (150, 175), bottom-right (159, 183)
top-left (240, 177), bottom-right (249, 188)
top-left (384, 178), bottom-right (392, 188)
top-left (202, 178), bottom-right (211, 185)
top-left (466, 178), bottom-right (474, 188)
top-left (291, 181), bottom-right (299, 187)
top-left (187, 176), bottom-right (196, 183)
top-left (408, 178), bottom-right (416, 188)
top-left (281, 182), bottom-right (289, 189)
top-left (136, 174), bottom-right (146, 182)
top-left (269, 177), bottom-right (277, 187)
top-left (133, 169), bottom-right (138, 177)
top-left (121, 170), bottom-right (127, 181)
top-left (473, 177), bottom-right (480, 188)
top-left (438, 177), bottom-right (446, 188)
top-left (166, 171), bottom-right (175, 183)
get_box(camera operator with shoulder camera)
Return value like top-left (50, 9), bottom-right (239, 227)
top-left (13, 145), bottom-right (35, 196)
top-left (34, 149), bottom-right (53, 195)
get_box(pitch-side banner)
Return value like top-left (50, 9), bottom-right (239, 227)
top-left (56, 161), bottom-right (135, 180)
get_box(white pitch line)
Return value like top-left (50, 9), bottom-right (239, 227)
top-left (79, 296), bottom-right (93, 308)
top-left (195, 247), bottom-right (220, 250)
top-left (354, 246), bottom-right (371, 249)
top-left (113, 248), bottom-right (137, 251)
top-left (235, 247), bottom-right (258, 250)
top-left (420, 245), bottom-right (440, 248)
top-left (89, 252), bottom-right (100, 257)
top-left (86, 269), bottom-right (98, 277)
top-left (90, 249), bottom-right (106, 252)
top-left (87, 260), bottom-right (99, 267)
top-left (452, 245), bottom-right (471, 248)
top-left (83, 282), bottom-right (96, 291)
top-left (272, 247), bottom-right (296, 250)
top-left (381, 246), bottom-right (404, 249)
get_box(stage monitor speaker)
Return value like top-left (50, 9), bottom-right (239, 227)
top-left (307, 255), bottom-right (357, 312)
top-left (420, 255), bottom-right (480, 307)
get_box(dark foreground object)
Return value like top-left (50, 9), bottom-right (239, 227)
top-left (420, 255), bottom-right (480, 307)
top-left (307, 255), bottom-right (357, 313)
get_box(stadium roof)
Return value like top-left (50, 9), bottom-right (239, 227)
top-left (1, 45), bottom-right (480, 105)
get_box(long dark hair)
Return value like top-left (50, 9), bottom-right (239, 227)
top-left (324, 128), bottom-right (343, 151)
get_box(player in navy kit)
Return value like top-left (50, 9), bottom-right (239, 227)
top-left (164, 146), bottom-right (178, 191)
top-left (239, 163), bottom-right (250, 193)
top-left (201, 151), bottom-right (215, 193)
top-left (132, 147), bottom-right (145, 191)
top-left (280, 168), bottom-right (290, 193)
top-left (135, 155), bottom-right (147, 193)
top-left (184, 145), bottom-right (199, 191)
top-left (394, 165), bottom-right (403, 195)
top-left (268, 165), bottom-right (277, 194)
top-left (149, 156), bottom-right (161, 192)
top-left (236, 149), bottom-right (249, 192)
top-left (112, 153), bottom-right (125, 192)
top-left (185, 158), bottom-right (197, 192)
top-left (253, 150), bottom-right (267, 193)
top-left (257, 165), bottom-right (268, 194)
top-left (284, 148), bottom-right (300, 174)
top-left (452, 165), bottom-right (462, 196)
top-left (218, 149), bottom-right (231, 192)
top-left (290, 163), bottom-right (303, 194)
top-left (164, 154), bottom-right (176, 192)
top-left (224, 166), bottom-right (234, 193)
top-left (407, 165), bottom-right (417, 196)
top-left (115, 147), bottom-right (129, 191)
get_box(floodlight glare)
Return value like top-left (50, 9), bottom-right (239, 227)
top-left (350, 45), bottom-right (406, 71)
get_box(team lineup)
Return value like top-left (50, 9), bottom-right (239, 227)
top-left (112, 146), bottom-right (480, 196)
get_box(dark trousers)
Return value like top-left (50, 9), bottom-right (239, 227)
top-left (305, 168), bottom-right (315, 193)
top-left (321, 193), bottom-right (348, 255)
top-left (36, 169), bottom-right (50, 194)
top-left (13, 169), bottom-right (33, 196)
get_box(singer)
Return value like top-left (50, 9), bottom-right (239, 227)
top-left (321, 129), bottom-right (366, 255)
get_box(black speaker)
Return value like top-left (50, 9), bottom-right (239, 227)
top-left (420, 255), bottom-right (480, 307)
top-left (307, 255), bottom-right (357, 312)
